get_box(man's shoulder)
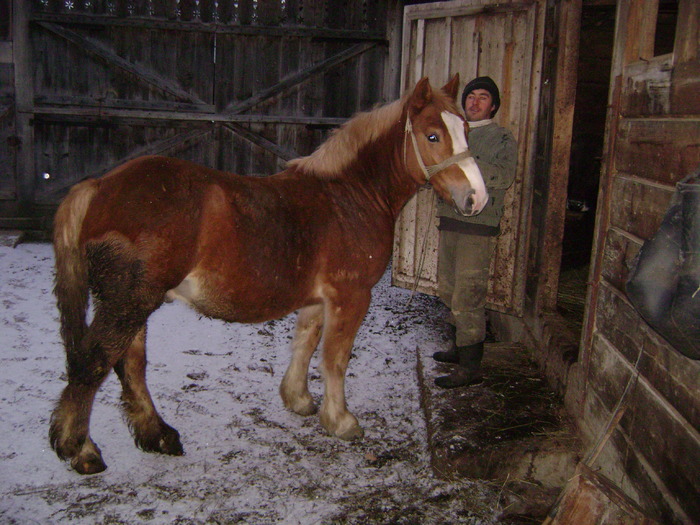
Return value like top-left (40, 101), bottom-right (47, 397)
top-left (470, 122), bottom-right (516, 146)
top-left (476, 121), bottom-right (514, 137)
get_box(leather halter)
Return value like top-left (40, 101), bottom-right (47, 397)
top-left (403, 115), bottom-right (472, 182)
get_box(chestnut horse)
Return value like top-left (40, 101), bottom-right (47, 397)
top-left (49, 75), bottom-right (488, 474)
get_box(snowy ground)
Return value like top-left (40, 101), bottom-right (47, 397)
top-left (0, 241), bottom-right (506, 524)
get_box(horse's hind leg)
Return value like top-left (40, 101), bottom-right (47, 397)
top-left (114, 326), bottom-right (183, 456)
top-left (50, 309), bottom-right (145, 474)
top-left (319, 292), bottom-right (371, 441)
top-left (50, 376), bottom-right (107, 474)
top-left (280, 303), bottom-right (324, 416)
top-left (50, 239), bottom-right (162, 474)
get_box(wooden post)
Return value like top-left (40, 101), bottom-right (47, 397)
top-left (13, 0), bottom-right (35, 215)
top-left (537, 0), bottom-right (582, 312)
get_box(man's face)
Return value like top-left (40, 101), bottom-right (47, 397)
top-left (463, 88), bottom-right (495, 122)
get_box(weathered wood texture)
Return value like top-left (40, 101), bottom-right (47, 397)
top-left (580, 1), bottom-right (700, 523)
top-left (7, 0), bottom-right (395, 210)
top-left (548, 464), bottom-right (659, 525)
top-left (392, 0), bottom-right (545, 316)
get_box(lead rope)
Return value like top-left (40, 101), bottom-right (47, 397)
top-left (403, 115), bottom-right (436, 307)
top-left (406, 190), bottom-right (437, 308)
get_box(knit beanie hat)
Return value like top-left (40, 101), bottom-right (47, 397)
top-left (461, 76), bottom-right (501, 117)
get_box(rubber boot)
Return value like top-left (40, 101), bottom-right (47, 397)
top-left (434, 342), bottom-right (484, 389)
top-left (433, 345), bottom-right (459, 364)
top-left (433, 324), bottom-right (459, 363)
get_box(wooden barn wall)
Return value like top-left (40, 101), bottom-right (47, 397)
top-left (5, 0), bottom-right (397, 216)
top-left (578, 1), bottom-right (700, 522)
top-left (0, 0), bottom-right (15, 205)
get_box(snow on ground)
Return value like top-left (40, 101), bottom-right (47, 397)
top-left (0, 241), bottom-right (504, 524)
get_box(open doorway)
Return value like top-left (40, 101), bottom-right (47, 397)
top-left (557, 3), bottom-right (615, 333)
top-left (557, 1), bottom-right (680, 334)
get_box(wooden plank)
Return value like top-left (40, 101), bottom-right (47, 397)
top-left (673, 0), bottom-right (699, 65)
top-left (537, 0), bottom-right (581, 311)
top-left (608, 175), bottom-right (674, 241)
top-left (223, 42), bottom-right (378, 115)
top-left (582, 386), bottom-right (693, 523)
top-left (403, 1), bottom-right (533, 22)
top-left (594, 281), bottom-right (700, 431)
top-left (671, 0), bottom-right (700, 114)
top-left (621, 55), bottom-right (673, 117)
top-left (391, 187), bottom-right (440, 295)
top-left (623, 0), bottom-right (659, 64)
top-left (32, 12), bottom-right (386, 41)
top-left (37, 22), bottom-right (207, 104)
top-left (548, 464), bottom-right (659, 525)
top-left (32, 106), bottom-right (346, 126)
top-left (223, 123), bottom-right (298, 162)
top-left (615, 118), bottom-right (700, 183)
top-left (600, 226), bottom-right (643, 291)
top-left (35, 95), bottom-right (215, 114)
top-left (586, 332), bottom-right (700, 522)
top-left (13, 0), bottom-right (35, 209)
top-left (41, 127), bottom-right (214, 198)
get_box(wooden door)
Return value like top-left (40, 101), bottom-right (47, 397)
top-left (12, 0), bottom-right (391, 214)
top-left (392, 0), bottom-right (545, 315)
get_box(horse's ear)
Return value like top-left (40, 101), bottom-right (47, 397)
top-left (410, 77), bottom-right (433, 114)
top-left (442, 74), bottom-right (460, 101)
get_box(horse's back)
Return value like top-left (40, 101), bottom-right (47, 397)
top-left (77, 156), bottom-right (322, 320)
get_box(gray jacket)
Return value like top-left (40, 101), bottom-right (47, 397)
top-left (437, 121), bottom-right (517, 235)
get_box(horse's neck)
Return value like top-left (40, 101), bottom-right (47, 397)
top-left (357, 128), bottom-right (420, 219)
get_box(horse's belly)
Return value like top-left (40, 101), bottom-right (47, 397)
top-left (165, 275), bottom-right (201, 306)
top-left (165, 273), bottom-right (305, 323)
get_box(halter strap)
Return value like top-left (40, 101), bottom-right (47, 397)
top-left (403, 116), bottom-right (472, 181)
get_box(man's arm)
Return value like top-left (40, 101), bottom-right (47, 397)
top-left (473, 128), bottom-right (518, 190)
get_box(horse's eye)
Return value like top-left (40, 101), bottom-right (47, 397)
top-left (427, 133), bottom-right (439, 143)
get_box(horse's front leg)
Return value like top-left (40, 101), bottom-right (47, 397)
top-left (319, 292), bottom-right (371, 441)
top-left (280, 303), bottom-right (324, 416)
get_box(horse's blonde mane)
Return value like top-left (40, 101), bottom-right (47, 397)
top-left (288, 96), bottom-right (407, 177)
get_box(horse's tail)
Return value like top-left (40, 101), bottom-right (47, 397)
top-left (53, 179), bottom-right (98, 358)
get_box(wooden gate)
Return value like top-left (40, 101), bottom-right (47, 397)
top-left (391, 0), bottom-right (545, 316)
top-left (8, 0), bottom-right (395, 216)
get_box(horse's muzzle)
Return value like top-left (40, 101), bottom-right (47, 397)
top-left (452, 188), bottom-right (485, 217)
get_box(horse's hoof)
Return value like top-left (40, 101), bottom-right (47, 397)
top-left (280, 387), bottom-right (317, 417)
top-left (320, 411), bottom-right (364, 441)
top-left (288, 398), bottom-right (317, 416)
top-left (159, 425), bottom-right (184, 456)
top-left (136, 422), bottom-right (184, 456)
top-left (70, 450), bottom-right (107, 475)
top-left (337, 425), bottom-right (364, 441)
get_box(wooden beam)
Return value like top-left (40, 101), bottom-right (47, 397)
top-left (37, 21), bottom-right (207, 105)
top-left (34, 95), bottom-right (215, 114)
top-left (13, 0), bottom-right (35, 213)
top-left (622, 0), bottom-right (659, 64)
top-left (223, 42), bottom-right (379, 115)
top-left (31, 12), bottom-right (386, 41)
top-left (32, 104), bottom-right (346, 127)
top-left (538, 0), bottom-right (582, 311)
top-left (222, 123), bottom-right (299, 161)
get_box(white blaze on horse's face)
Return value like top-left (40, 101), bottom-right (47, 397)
top-left (441, 111), bottom-right (489, 216)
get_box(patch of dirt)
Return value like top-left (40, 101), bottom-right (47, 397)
top-left (419, 343), bottom-right (582, 522)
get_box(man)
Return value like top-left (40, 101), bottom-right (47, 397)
top-left (433, 76), bottom-right (517, 388)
